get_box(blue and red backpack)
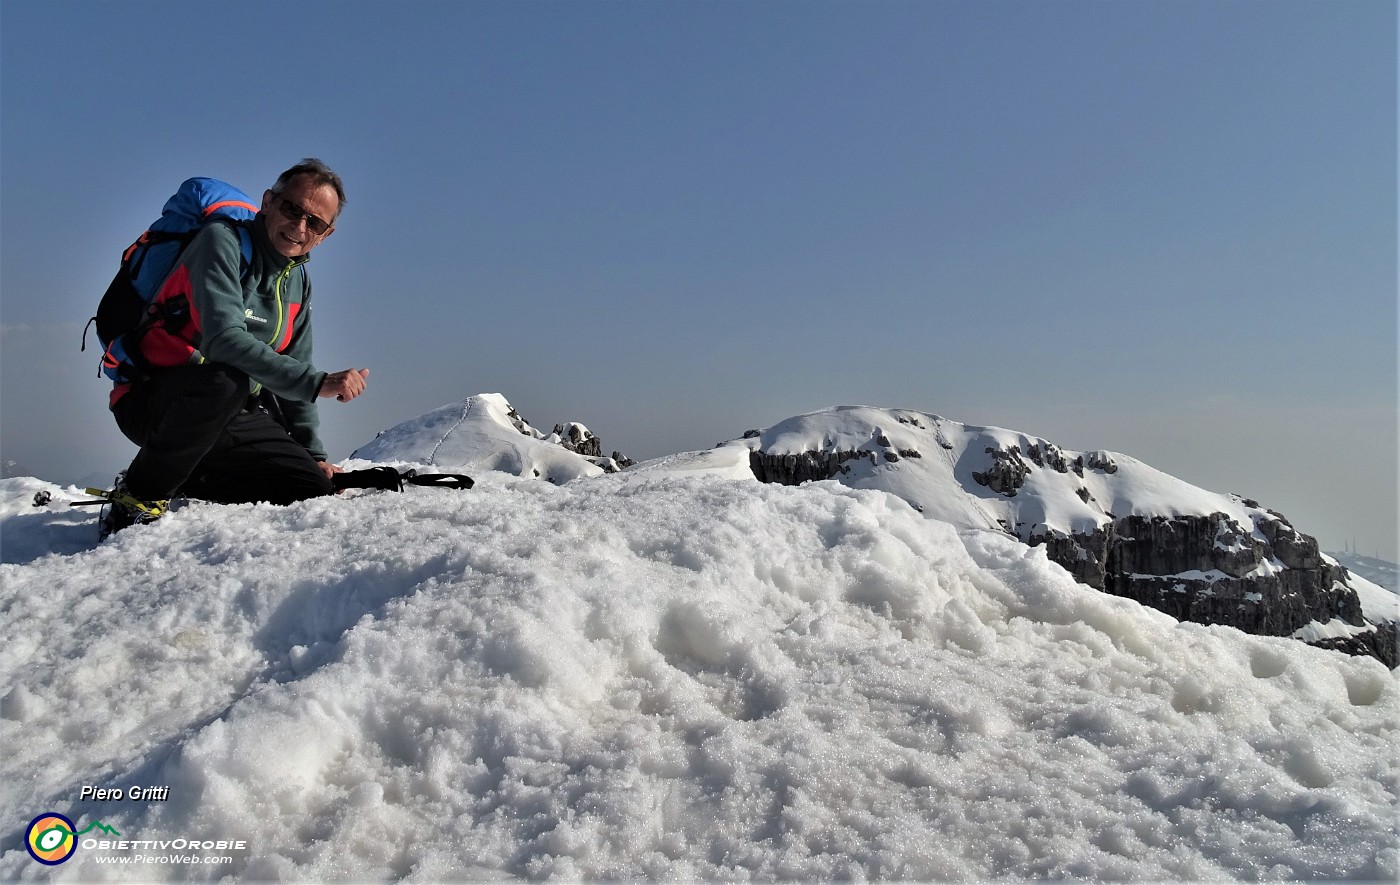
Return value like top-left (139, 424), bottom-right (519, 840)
top-left (85, 178), bottom-right (259, 384)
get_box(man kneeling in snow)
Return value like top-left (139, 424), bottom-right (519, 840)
top-left (103, 159), bottom-right (369, 537)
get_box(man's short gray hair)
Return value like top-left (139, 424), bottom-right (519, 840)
top-left (270, 158), bottom-right (347, 218)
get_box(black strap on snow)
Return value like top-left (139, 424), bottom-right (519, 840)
top-left (331, 466), bottom-right (473, 493)
top-left (405, 472), bottom-right (473, 490)
top-left (332, 466), bottom-right (406, 492)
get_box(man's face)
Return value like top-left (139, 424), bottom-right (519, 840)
top-left (261, 175), bottom-right (339, 259)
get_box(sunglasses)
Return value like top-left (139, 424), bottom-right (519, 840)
top-left (275, 197), bottom-right (332, 236)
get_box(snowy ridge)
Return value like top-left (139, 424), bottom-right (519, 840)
top-left (1, 471), bottom-right (1396, 881)
top-left (725, 405), bottom-right (1268, 542)
top-left (349, 393), bottom-right (620, 483)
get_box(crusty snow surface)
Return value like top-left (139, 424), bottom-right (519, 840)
top-left (1, 396), bottom-right (1396, 881)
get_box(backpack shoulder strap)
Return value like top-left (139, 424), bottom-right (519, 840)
top-left (205, 215), bottom-right (255, 281)
top-left (235, 222), bottom-right (253, 280)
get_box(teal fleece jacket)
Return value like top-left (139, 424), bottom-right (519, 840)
top-left (175, 215), bottom-right (328, 458)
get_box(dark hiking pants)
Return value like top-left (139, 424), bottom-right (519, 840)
top-left (112, 363), bottom-right (334, 505)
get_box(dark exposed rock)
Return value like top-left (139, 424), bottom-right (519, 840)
top-left (1102, 514), bottom-right (1268, 583)
top-left (973, 443), bottom-right (1112, 497)
top-left (1026, 442), bottom-right (1071, 473)
top-left (1257, 512), bottom-right (1323, 569)
top-left (550, 422), bottom-right (632, 473)
top-left (750, 449), bottom-right (875, 485)
top-left (554, 423), bottom-right (602, 457)
top-left (972, 446), bottom-right (1031, 496)
top-left (880, 447), bottom-right (923, 463)
top-left (1028, 527), bottom-right (1111, 590)
top-left (1018, 512), bottom-right (1364, 635)
top-left (1032, 512), bottom-right (1378, 663)
top-left (1310, 622), bottom-right (1398, 669)
top-left (1086, 452), bottom-right (1118, 474)
top-left (506, 406), bottom-right (534, 436)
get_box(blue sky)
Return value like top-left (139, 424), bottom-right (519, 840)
top-left (2, 0), bottom-right (1395, 558)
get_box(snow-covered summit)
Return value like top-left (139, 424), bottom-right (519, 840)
top-left (721, 404), bottom-right (1258, 537)
top-left (712, 405), bottom-right (1393, 660)
top-left (349, 393), bottom-right (626, 483)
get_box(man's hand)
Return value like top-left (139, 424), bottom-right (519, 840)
top-left (317, 461), bottom-right (344, 481)
top-left (319, 368), bottom-right (370, 402)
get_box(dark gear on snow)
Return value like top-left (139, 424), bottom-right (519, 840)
top-left (332, 466), bottom-right (474, 493)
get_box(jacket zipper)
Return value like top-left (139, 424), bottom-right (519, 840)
top-left (266, 259), bottom-right (308, 348)
top-left (268, 263), bottom-right (291, 347)
top-left (248, 260), bottom-right (303, 398)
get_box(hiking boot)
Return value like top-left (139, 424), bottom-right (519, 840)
top-left (97, 483), bottom-right (169, 541)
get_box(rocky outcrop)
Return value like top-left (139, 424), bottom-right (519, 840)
top-left (956, 444), bottom-right (1373, 652)
top-left (551, 422), bottom-right (635, 473)
top-left (1020, 511), bottom-right (1364, 635)
top-left (750, 448), bottom-right (881, 485)
top-left (553, 422), bottom-right (602, 457)
top-left (1310, 622), bottom-right (1398, 667)
top-left (551, 423), bottom-right (635, 471)
top-left (1096, 513), bottom-right (1360, 632)
top-left (971, 447), bottom-right (1031, 495)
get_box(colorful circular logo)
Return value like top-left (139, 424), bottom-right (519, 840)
top-left (26, 813), bottom-right (77, 865)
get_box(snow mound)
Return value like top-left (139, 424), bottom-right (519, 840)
top-left (349, 393), bottom-right (613, 483)
top-left (1, 472), bottom-right (1396, 881)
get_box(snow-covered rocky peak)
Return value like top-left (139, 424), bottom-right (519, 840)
top-left (719, 405), bottom-right (1396, 664)
top-left (722, 404), bottom-right (1262, 539)
top-left (350, 393), bottom-right (629, 483)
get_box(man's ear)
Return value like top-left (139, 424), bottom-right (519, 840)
top-left (261, 189), bottom-right (276, 212)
